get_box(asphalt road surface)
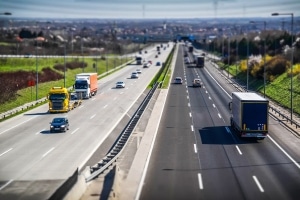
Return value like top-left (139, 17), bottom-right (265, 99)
top-left (0, 43), bottom-right (173, 199)
top-left (139, 44), bottom-right (300, 200)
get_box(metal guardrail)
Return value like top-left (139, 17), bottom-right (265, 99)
top-left (0, 98), bottom-right (48, 120)
top-left (86, 82), bottom-right (159, 182)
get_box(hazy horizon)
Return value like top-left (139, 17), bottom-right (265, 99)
top-left (0, 0), bottom-right (299, 19)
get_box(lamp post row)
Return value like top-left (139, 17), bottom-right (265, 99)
top-left (272, 12), bottom-right (294, 123)
top-left (249, 20), bottom-right (267, 97)
top-left (1, 11), bottom-right (295, 123)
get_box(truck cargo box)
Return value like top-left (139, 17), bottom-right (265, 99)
top-left (230, 92), bottom-right (269, 139)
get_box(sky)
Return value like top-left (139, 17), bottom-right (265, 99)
top-left (0, 0), bottom-right (299, 19)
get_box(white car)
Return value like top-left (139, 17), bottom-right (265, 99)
top-left (116, 81), bottom-right (125, 88)
top-left (174, 77), bottom-right (183, 84)
top-left (131, 72), bottom-right (139, 78)
top-left (143, 62), bottom-right (151, 68)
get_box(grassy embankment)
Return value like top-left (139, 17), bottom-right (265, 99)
top-left (226, 63), bottom-right (300, 115)
top-left (0, 55), bottom-right (133, 114)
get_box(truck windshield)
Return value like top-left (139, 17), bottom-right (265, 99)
top-left (75, 81), bottom-right (88, 89)
top-left (49, 93), bottom-right (66, 100)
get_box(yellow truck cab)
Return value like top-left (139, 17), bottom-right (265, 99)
top-left (48, 87), bottom-right (71, 113)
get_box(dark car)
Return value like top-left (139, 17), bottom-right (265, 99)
top-left (50, 117), bottom-right (69, 133)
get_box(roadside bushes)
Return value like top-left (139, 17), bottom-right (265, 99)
top-left (239, 55), bottom-right (290, 82)
top-left (53, 61), bottom-right (87, 72)
top-left (0, 69), bottom-right (63, 104)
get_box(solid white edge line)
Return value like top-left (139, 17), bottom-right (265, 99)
top-left (194, 144), bottom-right (198, 153)
top-left (204, 68), bottom-right (231, 98)
top-left (0, 116), bottom-right (37, 135)
top-left (0, 148), bottom-right (13, 157)
top-left (42, 147), bottom-right (55, 158)
top-left (253, 176), bottom-right (264, 192)
top-left (268, 135), bottom-right (300, 169)
top-left (71, 128), bottom-right (79, 135)
top-left (90, 114), bottom-right (96, 119)
top-left (198, 173), bottom-right (203, 190)
top-left (0, 179), bottom-right (13, 191)
top-left (36, 129), bottom-right (45, 135)
top-left (235, 145), bottom-right (242, 155)
top-left (135, 46), bottom-right (176, 200)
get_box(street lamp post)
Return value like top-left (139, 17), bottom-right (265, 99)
top-left (35, 41), bottom-right (39, 101)
top-left (228, 36), bottom-right (230, 77)
top-left (246, 33), bottom-right (249, 91)
top-left (250, 20), bottom-right (267, 97)
top-left (64, 43), bottom-right (66, 88)
top-left (272, 12), bottom-right (294, 123)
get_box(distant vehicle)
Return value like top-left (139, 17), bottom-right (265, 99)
top-left (131, 71), bottom-right (139, 78)
top-left (156, 61), bottom-right (161, 66)
top-left (144, 50), bottom-right (148, 54)
top-left (136, 69), bottom-right (142, 74)
top-left (136, 55), bottom-right (143, 65)
top-left (192, 79), bottom-right (201, 87)
top-left (184, 51), bottom-right (188, 57)
top-left (188, 45), bottom-right (193, 53)
top-left (143, 62), bottom-right (151, 68)
top-left (174, 77), bottom-right (183, 84)
top-left (157, 46), bottom-right (160, 51)
top-left (184, 57), bottom-right (190, 64)
top-left (229, 92), bottom-right (269, 139)
top-left (50, 117), bottom-right (69, 133)
top-left (74, 73), bottom-right (98, 98)
top-left (24, 53), bottom-right (32, 58)
top-left (158, 51), bottom-right (161, 55)
top-left (155, 55), bottom-right (158, 58)
top-left (195, 56), bottom-right (205, 68)
top-left (116, 81), bottom-right (125, 88)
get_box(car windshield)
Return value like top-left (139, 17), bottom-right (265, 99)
top-left (53, 118), bottom-right (64, 123)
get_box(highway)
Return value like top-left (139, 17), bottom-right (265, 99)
top-left (139, 44), bottom-right (300, 200)
top-left (0, 43), bottom-right (173, 199)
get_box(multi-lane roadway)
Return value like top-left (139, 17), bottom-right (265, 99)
top-left (0, 43), bottom-right (173, 199)
top-left (139, 44), bottom-right (300, 200)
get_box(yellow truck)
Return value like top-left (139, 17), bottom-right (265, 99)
top-left (48, 87), bottom-right (82, 113)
